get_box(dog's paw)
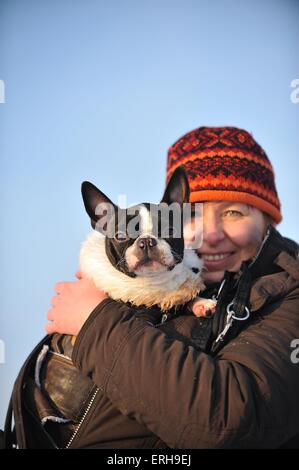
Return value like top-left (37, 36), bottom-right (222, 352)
top-left (191, 297), bottom-right (217, 318)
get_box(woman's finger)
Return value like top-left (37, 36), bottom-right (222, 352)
top-left (50, 296), bottom-right (59, 307)
top-left (47, 308), bottom-right (55, 321)
top-left (45, 322), bottom-right (55, 334)
top-left (54, 282), bottom-right (65, 294)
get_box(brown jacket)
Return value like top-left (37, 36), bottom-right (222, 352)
top-left (71, 226), bottom-right (299, 448)
top-left (10, 226), bottom-right (299, 448)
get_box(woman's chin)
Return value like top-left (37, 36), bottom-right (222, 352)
top-left (203, 260), bottom-right (243, 285)
top-left (203, 271), bottom-right (226, 285)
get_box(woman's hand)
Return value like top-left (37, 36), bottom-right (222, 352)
top-left (46, 271), bottom-right (108, 336)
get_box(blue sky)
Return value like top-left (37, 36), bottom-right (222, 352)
top-left (0, 0), bottom-right (298, 426)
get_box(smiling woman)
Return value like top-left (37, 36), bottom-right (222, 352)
top-left (43, 126), bottom-right (296, 449)
top-left (184, 201), bottom-right (271, 284)
top-left (168, 127), bottom-right (281, 285)
top-left (6, 126), bottom-right (299, 449)
top-left (36, 126), bottom-right (299, 449)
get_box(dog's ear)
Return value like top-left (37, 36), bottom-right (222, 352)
top-left (161, 167), bottom-right (190, 205)
top-left (81, 181), bottom-right (117, 232)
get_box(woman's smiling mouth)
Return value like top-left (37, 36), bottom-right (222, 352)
top-left (198, 252), bottom-right (236, 270)
top-left (200, 252), bottom-right (234, 261)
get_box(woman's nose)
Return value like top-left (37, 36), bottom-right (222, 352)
top-left (202, 216), bottom-right (225, 245)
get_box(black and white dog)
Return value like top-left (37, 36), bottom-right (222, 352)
top-left (79, 168), bottom-right (213, 312)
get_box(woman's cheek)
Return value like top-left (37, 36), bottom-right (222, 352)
top-left (183, 221), bottom-right (203, 249)
top-left (229, 222), bottom-right (264, 260)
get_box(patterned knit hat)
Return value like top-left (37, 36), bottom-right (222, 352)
top-left (166, 126), bottom-right (282, 223)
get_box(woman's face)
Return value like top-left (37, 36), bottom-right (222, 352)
top-left (184, 201), bottom-right (269, 285)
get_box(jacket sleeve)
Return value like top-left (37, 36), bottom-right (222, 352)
top-left (72, 294), bottom-right (299, 448)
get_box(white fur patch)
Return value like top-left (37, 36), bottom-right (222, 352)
top-left (79, 231), bottom-right (205, 311)
top-left (139, 205), bottom-right (153, 235)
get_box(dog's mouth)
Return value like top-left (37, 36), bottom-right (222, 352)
top-left (132, 257), bottom-right (176, 275)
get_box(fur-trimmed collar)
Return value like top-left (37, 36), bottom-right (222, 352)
top-left (79, 231), bottom-right (204, 311)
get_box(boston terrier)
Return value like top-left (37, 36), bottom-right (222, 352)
top-left (79, 167), bottom-right (215, 313)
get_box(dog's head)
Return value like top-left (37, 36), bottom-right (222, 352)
top-left (81, 167), bottom-right (190, 278)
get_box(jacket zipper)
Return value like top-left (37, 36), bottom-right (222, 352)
top-left (64, 387), bottom-right (99, 449)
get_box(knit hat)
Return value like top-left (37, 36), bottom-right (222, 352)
top-left (166, 126), bottom-right (282, 224)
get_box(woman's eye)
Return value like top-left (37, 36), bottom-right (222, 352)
top-left (114, 231), bottom-right (129, 241)
top-left (223, 210), bottom-right (243, 217)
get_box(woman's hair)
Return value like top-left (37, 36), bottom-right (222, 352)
top-left (263, 213), bottom-right (275, 227)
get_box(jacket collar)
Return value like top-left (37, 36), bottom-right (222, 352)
top-left (247, 225), bottom-right (299, 312)
top-left (248, 225), bottom-right (297, 278)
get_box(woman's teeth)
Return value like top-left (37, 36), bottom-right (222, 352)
top-left (201, 253), bottom-right (233, 261)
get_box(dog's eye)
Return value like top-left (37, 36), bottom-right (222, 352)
top-left (168, 227), bottom-right (177, 237)
top-left (114, 231), bottom-right (129, 242)
top-left (162, 227), bottom-right (178, 238)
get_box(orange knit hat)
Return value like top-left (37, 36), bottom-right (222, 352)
top-left (166, 126), bottom-right (282, 224)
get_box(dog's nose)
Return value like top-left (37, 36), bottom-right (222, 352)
top-left (137, 237), bottom-right (158, 250)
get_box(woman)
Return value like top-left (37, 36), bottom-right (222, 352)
top-left (45, 126), bottom-right (299, 448)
